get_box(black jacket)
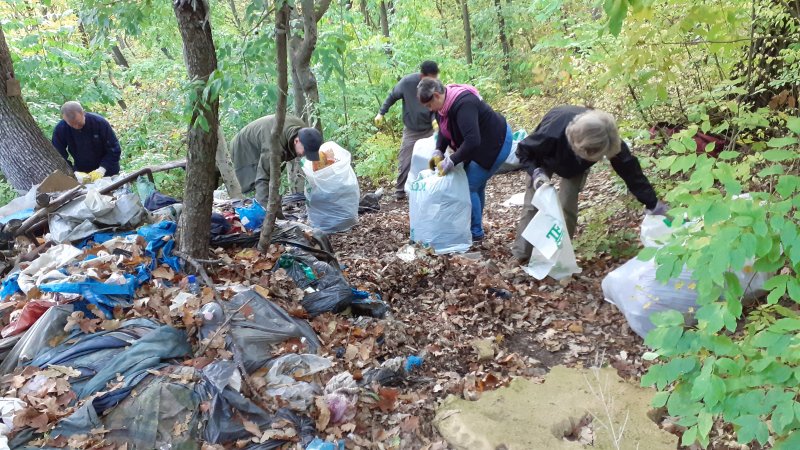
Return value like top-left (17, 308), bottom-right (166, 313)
top-left (52, 112), bottom-right (121, 175)
top-left (516, 105), bottom-right (658, 209)
top-left (436, 93), bottom-right (508, 170)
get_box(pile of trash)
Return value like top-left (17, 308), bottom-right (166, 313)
top-left (0, 169), bottom-right (419, 450)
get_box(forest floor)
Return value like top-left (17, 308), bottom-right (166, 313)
top-left (316, 168), bottom-right (656, 448)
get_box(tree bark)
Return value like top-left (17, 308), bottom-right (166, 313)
top-left (0, 23), bottom-right (72, 192)
top-left (360, 0), bottom-right (373, 28)
top-left (494, 0), bottom-right (510, 82)
top-left (215, 130), bottom-right (243, 199)
top-left (288, 0), bottom-right (331, 132)
top-left (258, 0), bottom-right (290, 252)
top-left (461, 0), bottom-right (473, 65)
top-left (173, 0), bottom-right (220, 259)
top-left (111, 44), bottom-right (129, 68)
top-left (379, 0), bottom-right (390, 38)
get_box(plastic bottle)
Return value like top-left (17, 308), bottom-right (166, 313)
top-left (187, 275), bottom-right (200, 295)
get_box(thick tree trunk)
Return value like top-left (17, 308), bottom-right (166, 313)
top-left (0, 23), bottom-right (72, 192)
top-left (288, 0), bottom-right (331, 133)
top-left (360, 0), bottom-right (373, 28)
top-left (289, 11), bottom-right (307, 119)
top-left (174, 0), bottom-right (220, 258)
top-left (258, 0), bottom-right (291, 252)
top-left (494, 0), bottom-right (510, 82)
top-left (111, 45), bottom-right (129, 68)
top-left (461, 0), bottom-right (473, 65)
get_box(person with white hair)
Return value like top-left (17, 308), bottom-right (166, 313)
top-left (52, 101), bottom-right (121, 183)
top-left (511, 105), bottom-right (667, 264)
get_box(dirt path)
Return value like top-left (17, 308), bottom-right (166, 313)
top-left (324, 168), bottom-right (652, 447)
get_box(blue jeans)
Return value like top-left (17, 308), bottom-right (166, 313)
top-left (465, 124), bottom-right (512, 239)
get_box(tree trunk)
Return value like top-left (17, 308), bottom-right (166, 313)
top-left (435, 0), bottom-right (449, 42)
top-left (289, 10), bottom-right (307, 119)
top-left (0, 23), bottom-right (72, 192)
top-left (288, 0), bottom-right (331, 133)
top-left (461, 0), bottom-right (473, 65)
top-left (258, 0), bottom-right (290, 252)
top-left (173, 0), bottom-right (220, 259)
top-left (227, 0), bottom-right (243, 32)
top-left (215, 130), bottom-right (243, 199)
top-left (379, 0), bottom-right (390, 38)
top-left (360, 0), bottom-right (373, 28)
top-left (494, 0), bottom-right (510, 82)
top-left (111, 45), bottom-right (129, 68)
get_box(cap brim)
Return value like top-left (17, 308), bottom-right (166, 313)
top-left (305, 151), bottom-right (320, 162)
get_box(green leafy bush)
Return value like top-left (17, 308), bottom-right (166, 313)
top-left (355, 133), bottom-right (400, 184)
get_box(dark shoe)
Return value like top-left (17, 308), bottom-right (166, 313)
top-left (395, 193), bottom-right (407, 201)
top-left (472, 234), bottom-right (485, 243)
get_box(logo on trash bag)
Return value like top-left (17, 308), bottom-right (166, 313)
top-left (546, 224), bottom-right (564, 246)
top-left (410, 180), bottom-right (427, 192)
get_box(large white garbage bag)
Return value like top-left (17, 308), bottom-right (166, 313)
top-left (404, 135), bottom-right (438, 194)
top-left (602, 215), bottom-right (770, 338)
top-left (408, 167), bottom-right (471, 254)
top-left (302, 142), bottom-right (360, 233)
top-left (522, 183), bottom-right (581, 280)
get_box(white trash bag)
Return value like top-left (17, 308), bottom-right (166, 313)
top-left (408, 166), bottom-right (471, 254)
top-left (302, 142), bottom-right (360, 233)
top-left (522, 183), bottom-right (581, 280)
top-left (404, 135), bottom-right (438, 194)
top-left (603, 215), bottom-right (771, 338)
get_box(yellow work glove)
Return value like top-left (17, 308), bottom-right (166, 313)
top-left (374, 113), bottom-right (384, 126)
top-left (428, 150), bottom-right (444, 171)
top-left (89, 168), bottom-right (106, 182)
top-left (74, 172), bottom-right (89, 184)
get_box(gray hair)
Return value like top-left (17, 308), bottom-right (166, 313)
top-left (565, 110), bottom-right (621, 162)
top-left (61, 101), bottom-right (84, 118)
top-left (417, 78), bottom-right (445, 103)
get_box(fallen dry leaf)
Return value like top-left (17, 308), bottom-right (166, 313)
top-left (315, 396), bottom-right (330, 431)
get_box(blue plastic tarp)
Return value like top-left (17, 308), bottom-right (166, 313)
top-left (137, 221), bottom-right (181, 272)
top-left (0, 208), bottom-right (33, 225)
top-left (39, 276), bottom-right (136, 318)
top-left (1, 274), bottom-right (20, 301)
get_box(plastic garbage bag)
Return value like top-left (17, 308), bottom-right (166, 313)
top-left (408, 167), bottom-right (471, 254)
top-left (602, 216), bottom-right (771, 338)
top-left (275, 249), bottom-right (354, 317)
top-left (302, 142), bottom-right (360, 233)
top-left (1, 300), bottom-right (55, 338)
top-left (235, 199), bottom-right (266, 231)
top-left (404, 135), bottom-right (438, 194)
top-left (49, 192), bottom-right (149, 243)
top-left (497, 129), bottom-right (528, 174)
top-left (323, 372), bottom-right (358, 425)
top-left (199, 289), bottom-right (321, 374)
top-left (522, 183), bottom-right (581, 280)
top-left (0, 305), bottom-right (72, 375)
top-left (196, 360), bottom-right (316, 447)
top-left (351, 289), bottom-right (389, 318)
top-left (265, 354), bottom-right (332, 410)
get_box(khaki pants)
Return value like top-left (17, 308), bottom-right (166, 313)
top-left (396, 127), bottom-right (434, 196)
top-left (511, 171), bottom-right (589, 260)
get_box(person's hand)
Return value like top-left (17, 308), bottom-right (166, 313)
top-left (438, 156), bottom-right (454, 175)
top-left (529, 167), bottom-right (550, 189)
top-left (88, 168), bottom-right (106, 182)
top-left (646, 201), bottom-right (669, 216)
top-left (428, 150), bottom-right (444, 171)
top-left (374, 114), bottom-right (384, 125)
top-left (74, 172), bottom-right (89, 184)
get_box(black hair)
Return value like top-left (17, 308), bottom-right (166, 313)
top-left (420, 61), bottom-right (439, 76)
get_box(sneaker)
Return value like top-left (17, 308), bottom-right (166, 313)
top-left (394, 193), bottom-right (407, 201)
top-left (472, 234), bottom-right (485, 243)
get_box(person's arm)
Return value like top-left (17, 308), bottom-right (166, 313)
top-left (515, 133), bottom-right (554, 177)
top-left (51, 123), bottom-right (73, 169)
top-left (98, 120), bottom-right (121, 173)
top-left (379, 82), bottom-right (403, 115)
top-left (609, 141), bottom-right (658, 209)
top-left (448, 102), bottom-right (481, 165)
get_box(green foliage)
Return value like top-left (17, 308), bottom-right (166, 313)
top-left (573, 201), bottom-right (639, 260)
top-left (0, 179), bottom-right (19, 208)
top-left (354, 133), bottom-right (400, 183)
top-left (641, 115), bottom-right (800, 447)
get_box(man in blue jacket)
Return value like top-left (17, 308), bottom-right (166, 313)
top-left (52, 101), bottom-right (122, 183)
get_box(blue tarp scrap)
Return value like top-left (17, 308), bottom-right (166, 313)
top-left (76, 230), bottom-right (137, 249)
top-left (39, 276), bottom-right (136, 319)
top-left (1, 274), bottom-right (20, 301)
top-left (0, 208), bottom-right (34, 225)
top-left (137, 221), bottom-right (181, 272)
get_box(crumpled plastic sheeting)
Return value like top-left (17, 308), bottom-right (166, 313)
top-left (276, 249), bottom-right (354, 318)
top-left (195, 360), bottom-right (316, 448)
top-left (137, 221), bottom-right (181, 272)
top-left (39, 275), bottom-right (136, 318)
top-left (27, 319), bottom-right (190, 400)
top-left (17, 244), bottom-right (83, 294)
top-left (0, 305), bottom-right (72, 375)
top-left (0, 187), bottom-right (36, 222)
top-left (0, 300), bottom-right (54, 338)
top-left (199, 289), bottom-right (321, 374)
top-left (265, 354), bottom-right (332, 410)
top-left (48, 191), bottom-right (149, 244)
top-left (0, 275), bottom-right (19, 302)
